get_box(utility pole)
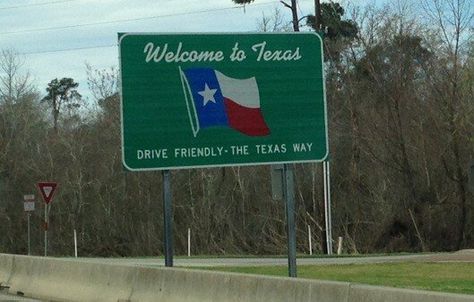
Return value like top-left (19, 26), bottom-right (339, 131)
top-left (281, 0), bottom-right (300, 32)
top-left (314, 0), bottom-right (322, 30)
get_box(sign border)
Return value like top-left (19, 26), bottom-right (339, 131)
top-left (37, 182), bottom-right (58, 204)
top-left (118, 32), bottom-right (329, 171)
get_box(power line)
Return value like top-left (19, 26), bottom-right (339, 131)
top-left (17, 1), bottom-right (276, 55)
top-left (20, 43), bottom-right (117, 55)
top-left (0, 0), bottom-right (77, 10)
top-left (0, 1), bottom-right (278, 36)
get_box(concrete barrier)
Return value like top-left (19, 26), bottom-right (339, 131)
top-left (0, 254), bottom-right (473, 302)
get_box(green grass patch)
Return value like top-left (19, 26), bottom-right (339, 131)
top-left (197, 262), bottom-right (474, 295)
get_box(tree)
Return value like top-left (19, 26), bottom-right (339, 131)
top-left (307, 3), bottom-right (357, 39)
top-left (257, 7), bottom-right (292, 32)
top-left (0, 49), bottom-right (44, 253)
top-left (41, 78), bottom-right (82, 133)
top-left (232, 0), bottom-right (300, 31)
top-left (85, 63), bottom-right (118, 104)
top-left (420, 0), bottom-right (474, 250)
top-left (326, 5), bottom-right (439, 252)
top-left (307, 2), bottom-right (358, 61)
top-left (356, 33), bottom-right (433, 250)
top-left (0, 49), bottom-right (34, 104)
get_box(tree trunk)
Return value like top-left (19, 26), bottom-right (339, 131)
top-left (289, 0), bottom-right (299, 32)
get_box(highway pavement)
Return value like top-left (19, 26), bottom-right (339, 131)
top-left (67, 249), bottom-right (474, 268)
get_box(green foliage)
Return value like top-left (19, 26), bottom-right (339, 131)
top-left (306, 2), bottom-right (358, 61)
top-left (42, 77), bottom-right (81, 109)
top-left (307, 3), bottom-right (357, 40)
top-left (41, 77), bottom-right (81, 131)
top-left (355, 34), bottom-right (432, 86)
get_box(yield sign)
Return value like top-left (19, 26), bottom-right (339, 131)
top-left (37, 182), bottom-right (58, 204)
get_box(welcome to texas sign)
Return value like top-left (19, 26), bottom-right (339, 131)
top-left (119, 33), bottom-right (328, 171)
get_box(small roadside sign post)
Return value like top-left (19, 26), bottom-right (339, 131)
top-left (37, 182), bottom-right (58, 256)
top-left (23, 194), bottom-right (35, 255)
top-left (119, 33), bottom-right (328, 275)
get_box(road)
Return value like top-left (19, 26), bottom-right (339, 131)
top-left (66, 249), bottom-right (474, 268)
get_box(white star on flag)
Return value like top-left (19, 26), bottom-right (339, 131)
top-left (198, 83), bottom-right (217, 106)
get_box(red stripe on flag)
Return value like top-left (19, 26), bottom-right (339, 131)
top-left (224, 98), bottom-right (270, 136)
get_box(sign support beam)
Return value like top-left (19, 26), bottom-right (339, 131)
top-left (283, 163), bottom-right (297, 277)
top-left (44, 204), bottom-right (48, 256)
top-left (37, 182), bottom-right (57, 257)
top-left (162, 170), bottom-right (174, 267)
top-left (27, 213), bottom-right (31, 256)
top-left (23, 194), bottom-right (35, 256)
top-left (323, 161), bottom-right (333, 255)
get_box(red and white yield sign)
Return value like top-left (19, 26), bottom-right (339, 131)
top-left (37, 182), bottom-right (58, 204)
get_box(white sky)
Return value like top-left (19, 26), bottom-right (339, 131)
top-left (0, 0), bottom-right (380, 101)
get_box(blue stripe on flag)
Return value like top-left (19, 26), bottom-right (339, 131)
top-left (183, 68), bottom-right (229, 129)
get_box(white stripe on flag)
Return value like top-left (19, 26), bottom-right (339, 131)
top-left (215, 71), bottom-right (261, 109)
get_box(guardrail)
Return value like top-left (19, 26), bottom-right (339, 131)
top-left (0, 254), bottom-right (473, 302)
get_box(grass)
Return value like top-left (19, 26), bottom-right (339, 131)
top-left (197, 262), bottom-right (474, 295)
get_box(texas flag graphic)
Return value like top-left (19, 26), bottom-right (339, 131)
top-left (179, 67), bottom-right (270, 137)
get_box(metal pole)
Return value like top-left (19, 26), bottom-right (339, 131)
top-left (187, 228), bottom-right (191, 257)
top-left (283, 164), bottom-right (297, 277)
top-left (327, 161), bottom-right (333, 253)
top-left (27, 213), bottom-right (31, 256)
top-left (308, 224), bottom-right (313, 256)
top-left (162, 170), bottom-right (174, 267)
top-left (74, 229), bottom-right (78, 258)
top-left (323, 161), bottom-right (333, 255)
top-left (44, 204), bottom-right (48, 256)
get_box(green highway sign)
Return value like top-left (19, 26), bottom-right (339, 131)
top-left (119, 33), bottom-right (328, 171)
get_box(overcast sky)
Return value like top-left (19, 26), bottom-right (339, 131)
top-left (0, 0), bottom-right (377, 101)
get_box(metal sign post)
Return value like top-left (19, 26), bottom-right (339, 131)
top-left (271, 164), bottom-right (284, 201)
top-left (162, 170), bottom-right (173, 267)
top-left (271, 164), bottom-right (297, 277)
top-left (37, 182), bottom-right (58, 257)
top-left (27, 213), bottom-right (31, 255)
top-left (283, 164), bottom-right (297, 277)
top-left (44, 204), bottom-right (48, 256)
top-left (23, 195), bottom-right (35, 255)
top-left (323, 161), bottom-right (333, 255)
